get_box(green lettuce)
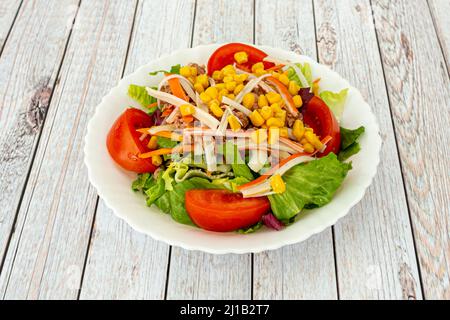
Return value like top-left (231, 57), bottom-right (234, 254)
top-left (338, 126), bottom-right (365, 161)
top-left (268, 153), bottom-right (351, 222)
top-left (148, 64), bottom-right (181, 76)
top-left (319, 89), bottom-right (348, 121)
top-left (157, 136), bottom-right (178, 149)
top-left (237, 221), bottom-right (263, 234)
top-left (127, 85), bottom-right (157, 112)
top-left (287, 62), bottom-right (312, 88)
top-left (223, 142), bottom-right (254, 180)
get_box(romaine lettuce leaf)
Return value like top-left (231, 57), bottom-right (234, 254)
top-left (287, 62), bottom-right (312, 88)
top-left (268, 153), bottom-right (351, 222)
top-left (319, 89), bottom-right (348, 121)
top-left (338, 126), bottom-right (365, 161)
top-left (157, 136), bottom-right (178, 149)
top-left (237, 221), bottom-right (263, 234)
top-left (223, 142), bottom-right (254, 180)
top-left (148, 64), bottom-right (181, 76)
top-left (131, 173), bottom-right (153, 192)
top-left (128, 84), bottom-right (157, 112)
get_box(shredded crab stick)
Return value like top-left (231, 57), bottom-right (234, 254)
top-left (235, 73), bottom-right (271, 103)
top-left (279, 137), bottom-right (304, 153)
top-left (263, 56), bottom-right (309, 88)
top-left (265, 76), bottom-right (298, 116)
top-left (221, 96), bottom-right (251, 116)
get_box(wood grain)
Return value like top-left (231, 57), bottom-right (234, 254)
top-left (0, 0), bottom-right (137, 299)
top-left (0, 0), bottom-right (21, 52)
top-left (166, 0), bottom-right (254, 300)
top-left (0, 0), bottom-right (79, 289)
top-left (372, 0), bottom-right (450, 299)
top-left (428, 0), bottom-right (450, 70)
top-left (253, 0), bottom-right (338, 300)
top-left (314, 0), bottom-right (422, 299)
top-left (80, 0), bottom-right (196, 300)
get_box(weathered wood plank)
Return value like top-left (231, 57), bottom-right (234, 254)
top-left (0, 0), bottom-right (22, 52)
top-left (428, 0), bottom-right (450, 70)
top-left (253, 0), bottom-right (338, 300)
top-left (314, 0), bottom-right (422, 299)
top-left (0, 0), bottom-right (137, 299)
top-left (372, 0), bottom-right (450, 299)
top-left (0, 0), bottom-right (79, 287)
top-left (80, 0), bottom-right (196, 300)
top-left (166, 0), bottom-right (254, 300)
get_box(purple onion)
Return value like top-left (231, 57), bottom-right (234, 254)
top-left (299, 87), bottom-right (314, 106)
top-left (151, 108), bottom-right (163, 125)
top-left (262, 213), bottom-right (284, 231)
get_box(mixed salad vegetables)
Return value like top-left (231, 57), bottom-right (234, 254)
top-left (106, 43), bottom-right (365, 233)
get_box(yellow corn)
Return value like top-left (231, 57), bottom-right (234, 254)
top-left (215, 83), bottom-right (225, 90)
top-left (279, 73), bottom-right (289, 86)
top-left (227, 93), bottom-right (236, 100)
top-left (280, 127), bottom-right (289, 138)
top-left (147, 135), bottom-right (158, 150)
top-left (292, 95), bottom-right (303, 108)
top-left (242, 93), bottom-right (255, 109)
top-left (312, 79), bottom-right (320, 96)
top-left (180, 104), bottom-right (195, 116)
top-left (227, 115), bottom-right (241, 131)
top-left (151, 155), bottom-right (163, 166)
top-left (218, 88), bottom-right (229, 102)
top-left (205, 86), bottom-right (218, 99)
top-left (288, 81), bottom-right (300, 95)
top-left (234, 83), bottom-right (244, 95)
top-left (303, 143), bottom-right (315, 153)
top-left (270, 103), bottom-right (282, 113)
top-left (234, 73), bottom-right (248, 83)
top-left (222, 64), bottom-right (236, 75)
top-left (266, 117), bottom-right (284, 128)
top-left (199, 92), bottom-right (212, 103)
top-left (249, 110), bottom-right (265, 127)
top-left (212, 70), bottom-right (223, 81)
top-left (304, 130), bottom-right (323, 150)
top-left (268, 127), bottom-right (280, 144)
top-left (271, 71), bottom-right (280, 79)
top-left (270, 174), bottom-right (286, 194)
top-left (293, 119), bottom-right (305, 141)
top-left (223, 75), bottom-right (234, 83)
top-left (209, 101), bottom-right (224, 118)
top-left (260, 106), bottom-right (273, 120)
top-left (254, 69), bottom-right (268, 77)
top-left (190, 66), bottom-right (198, 77)
top-left (250, 128), bottom-right (268, 144)
top-left (234, 51), bottom-right (248, 64)
top-left (258, 94), bottom-right (269, 107)
top-left (225, 81), bottom-right (237, 92)
top-left (179, 66), bottom-right (191, 77)
top-left (275, 110), bottom-right (286, 123)
top-left (251, 62), bottom-right (264, 73)
top-left (196, 74), bottom-right (209, 88)
top-left (300, 138), bottom-right (308, 145)
top-left (194, 83), bottom-right (204, 93)
top-left (187, 76), bottom-right (196, 84)
top-left (266, 92), bottom-right (282, 104)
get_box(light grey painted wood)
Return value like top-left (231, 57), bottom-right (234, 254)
top-left (428, 0), bottom-right (450, 70)
top-left (0, 0), bottom-right (137, 299)
top-left (0, 0), bottom-right (79, 289)
top-left (166, 0), bottom-right (254, 300)
top-left (0, 0), bottom-right (21, 51)
top-left (314, 0), bottom-right (422, 299)
top-left (372, 0), bottom-right (450, 299)
top-left (253, 0), bottom-right (338, 300)
top-left (80, 0), bottom-right (196, 300)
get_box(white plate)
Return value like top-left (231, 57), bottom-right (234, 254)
top-left (84, 44), bottom-right (381, 254)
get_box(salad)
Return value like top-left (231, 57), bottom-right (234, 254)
top-left (106, 43), bottom-right (365, 233)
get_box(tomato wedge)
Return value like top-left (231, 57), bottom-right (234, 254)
top-left (106, 108), bottom-right (157, 173)
top-left (207, 43), bottom-right (275, 75)
top-left (185, 190), bottom-right (270, 232)
top-left (302, 96), bottom-right (340, 156)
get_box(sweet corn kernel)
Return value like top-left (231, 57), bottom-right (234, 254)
top-left (180, 104), bottom-right (195, 116)
top-left (212, 70), bottom-right (223, 81)
top-left (280, 127), bottom-right (289, 138)
top-left (270, 174), bottom-right (286, 194)
top-left (179, 66), bottom-right (191, 77)
top-left (268, 127), bottom-right (280, 144)
top-left (234, 73), bottom-right (248, 82)
top-left (234, 51), bottom-right (249, 64)
top-left (271, 71), bottom-right (280, 79)
top-left (260, 106), bottom-right (273, 120)
top-left (190, 66), bottom-right (198, 77)
top-left (300, 138), bottom-right (308, 145)
top-left (266, 117), bottom-right (284, 128)
top-left (218, 88), bottom-right (229, 102)
top-left (279, 73), bottom-right (289, 86)
top-left (225, 81), bottom-right (237, 92)
top-left (242, 93), bottom-right (255, 109)
top-left (227, 115), bottom-right (241, 131)
top-left (258, 94), bottom-right (269, 107)
top-left (251, 62), bottom-right (264, 73)
top-left (275, 110), bottom-right (286, 123)
top-left (199, 92), bottom-right (212, 103)
top-left (261, 124), bottom-right (268, 129)
top-left (292, 95), bottom-right (303, 108)
top-left (288, 81), bottom-right (300, 95)
top-left (222, 64), bottom-right (236, 75)
top-left (293, 119), bottom-right (305, 141)
top-left (194, 83), bottom-right (204, 93)
top-left (234, 83), bottom-right (244, 95)
top-left (312, 79), bottom-right (320, 96)
top-left (151, 155), bottom-right (163, 166)
top-left (304, 131), bottom-right (323, 150)
top-left (188, 76), bottom-right (196, 84)
top-left (223, 75), bottom-right (234, 83)
top-left (303, 143), bottom-right (315, 153)
top-left (227, 93), bottom-right (236, 100)
top-left (254, 69), bottom-right (268, 77)
top-left (205, 86), bottom-right (218, 99)
top-left (209, 101), bottom-right (224, 118)
top-left (249, 110), bottom-right (265, 127)
top-left (215, 83), bottom-right (225, 90)
top-left (270, 103), bottom-right (282, 113)
top-left (196, 74), bottom-right (209, 88)
top-left (250, 128), bottom-right (268, 144)
top-left (147, 135), bottom-right (158, 150)
top-left (266, 92), bottom-right (282, 104)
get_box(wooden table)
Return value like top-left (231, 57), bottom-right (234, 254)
top-left (0, 0), bottom-right (448, 300)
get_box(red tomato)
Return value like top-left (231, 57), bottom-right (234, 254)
top-left (185, 190), bottom-right (270, 232)
top-left (302, 96), bottom-right (341, 156)
top-left (106, 108), bottom-right (157, 173)
top-left (207, 43), bottom-right (275, 75)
